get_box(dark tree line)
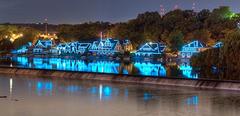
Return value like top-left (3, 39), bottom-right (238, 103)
top-left (0, 6), bottom-right (239, 53)
top-left (0, 25), bottom-right (39, 53)
top-left (57, 6), bottom-right (240, 51)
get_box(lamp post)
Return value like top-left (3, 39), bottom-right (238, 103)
top-left (100, 32), bottom-right (104, 55)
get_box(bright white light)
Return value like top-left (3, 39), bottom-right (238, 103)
top-left (10, 78), bottom-right (13, 96)
top-left (99, 84), bottom-right (102, 101)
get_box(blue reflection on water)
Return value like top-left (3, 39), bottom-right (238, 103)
top-left (123, 69), bottom-right (129, 74)
top-left (143, 92), bottom-right (153, 101)
top-left (9, 56), bottom-right (198, 78)
top-left (36, 81), bottom-right (53, 96)
top-left (13, 57), bottom-right (122, 74)
top-left (186, 96), bottom-right (199, 105)
top-left (134, 62), bottom-right (166, 77)
top-left (98, 85), bottom-right (113, 100)
top-left (90, 87), bottom-right (98, 94)
top-left (124, 89), bottom-right (129, 97)
top-left (179, 65), bottom-right (198, 79)
top-left (66, 85), bottom-right (80, 93)
top-left (88, 61), bottom-right (120, 74)
top-left (88, 85), bottom-right (115, 100)
top-left (103, 86), bottom-right (112, 97)
top-left (17, 57), bottom-right (28, 66)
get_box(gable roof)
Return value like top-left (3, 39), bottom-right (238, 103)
top-left (136, 42), bottom-right (166, 54)
top-left (182, 40), bottom-right (204, 48)
top-left (89, 38), bottom-right (120, 51)
top-left (35, 39), bottom-right (53, 48)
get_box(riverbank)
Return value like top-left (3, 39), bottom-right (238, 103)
top-left (0, 67), bottom-right (239, 91)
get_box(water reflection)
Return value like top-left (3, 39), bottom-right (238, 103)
top-left (98, 85), bottom-right (115, 101)
top-left (9, 78), bottom-right (12, 98)
top-left (186, 96), bottom-right (199, 105)
top-left (66, 85), bottom-right (80, 93)
top-left (134, 62), bottom-right (166, 76)
top-left (89, 86), bottom-right (98, 94)
top-left (36, 81), bottom-right (53, 96)
top-left (2, 77), bottom-right (240, 116)
top-left (143, 92), bottom-right (153, 101)
top-left (179, 64), bottom-right (198, 79)
top-left (1, 57), bottom-right (199, 78)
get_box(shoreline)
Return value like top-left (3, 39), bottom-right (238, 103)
top-left (0, 67), bottom-right (239, 91)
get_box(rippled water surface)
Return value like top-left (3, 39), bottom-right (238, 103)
top-left (0, 75), bottom-right (240, 116)
top-left (0, 56), bottom-right (199, 78)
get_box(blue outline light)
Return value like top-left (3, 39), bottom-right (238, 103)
top-left (89, 38), bottom-right (121, 55)
top-left (213, 42), bottom-right (223, 48)
top-left (134, 42), bottom-right (166, 56)
top-left (180, 40), bottom-right (204, 58)
top-left (14, 38), bottom-right (133, 55)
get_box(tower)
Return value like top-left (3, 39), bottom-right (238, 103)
top-left (192, 1), bottom-right (196, 11)
top-left (44, 18), bottom-right (48, 35)
top-left (173, 4), bottom-right (179, 10)
top-left (160, 5), bottom-right (165, 17)
top-left (100, 31), bottom-right (103, 40)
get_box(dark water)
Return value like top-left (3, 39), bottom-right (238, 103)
top-left (0, 75), bottom-right (240, 116)
top-left (0, 56), bottom-right (198, 79)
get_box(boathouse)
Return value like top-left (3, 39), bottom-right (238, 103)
top-left (12, 42), bottom-right (32, 54)
top-left (55, 42), bottom-right (91, 55)
top-left (33, 39), bottom-right (53, 54)
top-left (134, 42), bottom-right (166, 57)
top-left (89, 38), bottom-right (122, 55)
top-left (180, 40), bottom-right (205, 58)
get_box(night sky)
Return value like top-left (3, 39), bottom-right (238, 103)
top-left (0, 0), bottom-right (240, 24)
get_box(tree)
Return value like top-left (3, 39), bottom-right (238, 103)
top-left (193, 29), bottom-right (212, 45)
top-left (0, 39), bottom-right (13, 52)
top-left (13, 37), bottom-right (32, 49)
top-left (197, 9), bottom-right (210, 22)
top-left (219, 30), bottom-right (240, 79)
top-left (57, 22), bottom-right (111, 42)
top-left (191, 30), bottom-right (240, 80)
top-left (162, 10), bottom-right (185, 32)
top-left (211, 6), bottom-right (236, 19)
top-left (168, 30), bottom-right (184, 52)
top-left (191, 48), bottom-right (221, 79)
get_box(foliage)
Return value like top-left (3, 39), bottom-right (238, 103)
top-left (193, 29), bottom-right (212, 45)
top-left (0, 39), bottom-right (13, 52)
top-left (168, 30), bottom-right (184, 52)
top-left (0, 25), bottom-right (39, 50)
top-left (57, 6), bottom-right (239, 51)
top-left (191, 48), bottom-right (221, 79)
top-left (191, 30), bottom-right (240, 80)
top-left (0, 6), bottom-right (239, 53)
top-left (57, 22), bottom-right (111, 42)
top-left (218, 30), bottom-right (240, 79)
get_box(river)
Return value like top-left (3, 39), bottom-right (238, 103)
top-left (0, 75), bottom-right (240, 116)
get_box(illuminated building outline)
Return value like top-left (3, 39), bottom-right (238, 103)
top-left (180, 40), bottom-right (204, 58)
top-left (134, 42), bottom-right (166, 56)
